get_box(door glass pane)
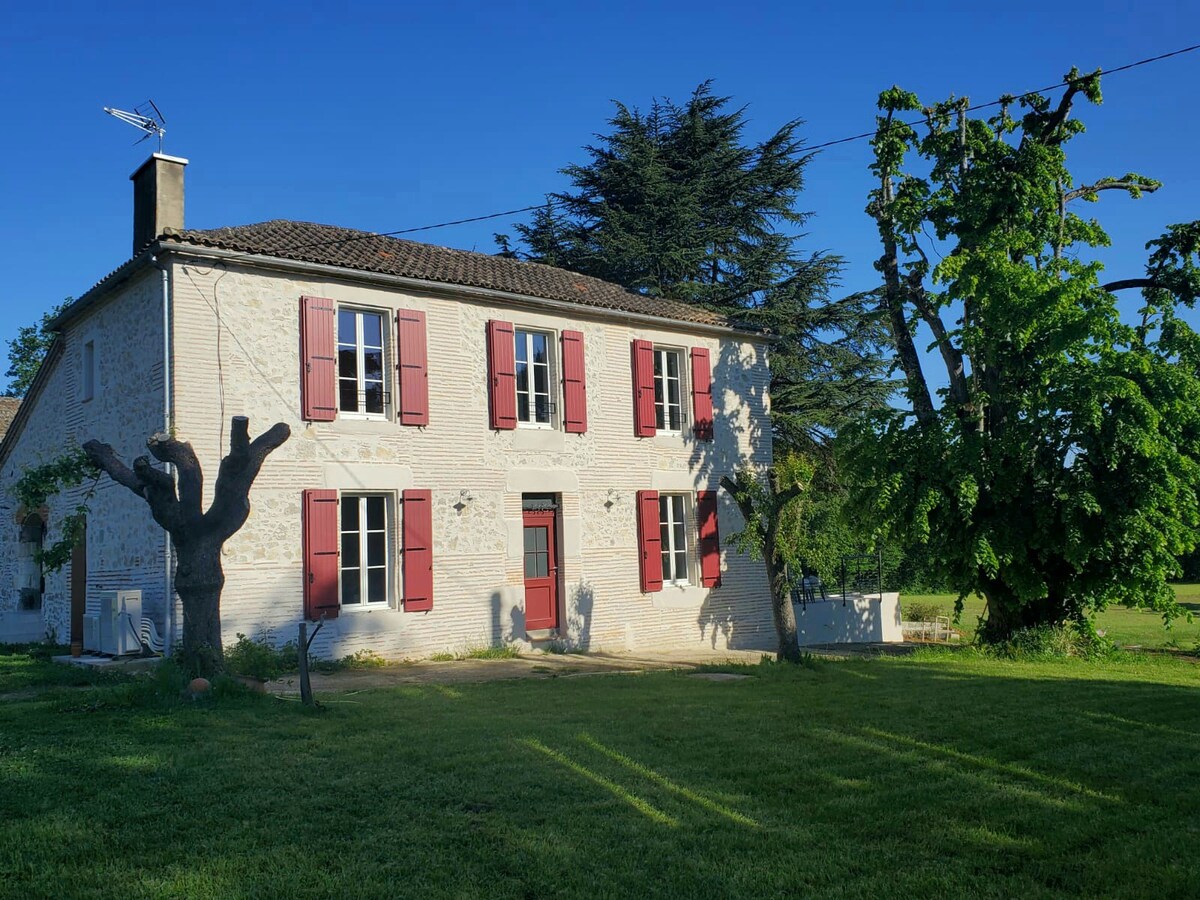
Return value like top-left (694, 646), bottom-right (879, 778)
top-left (342, 498), bottom-right (359, 531)
top-left (536, 527), bottom-right (547, 552)
top-left (524, 551), bottom-right (538, 579)
top-left (341, 532), bottom-right (360, 568)
top-left (367, 532), bottom-right (386, 564)
top-left (524, 527), bottom-right (536, 553)
top-left (367, 569), bottom-right (386, 604)
top-left (341, 570), bottom-right (361, 605)
top-left (366, 497), bottom-right (385, 530)
top-left (537, 551), bottom-right (549, 578)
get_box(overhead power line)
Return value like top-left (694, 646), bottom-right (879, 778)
top-left (272, 41), bottom-right (1200, 255)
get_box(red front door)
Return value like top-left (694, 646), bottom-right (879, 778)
top-left (522, 508), bottom-right (559, 631)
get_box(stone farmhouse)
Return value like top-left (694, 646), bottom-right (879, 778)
top-left (0, 153), bottom-right (776, 659)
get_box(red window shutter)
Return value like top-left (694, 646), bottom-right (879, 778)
top-left (697, 490), bottom-right (722, 588)
top-left (487, 320), bottom-right (517, 430)
top-left (302, 489), bottom-right (340, 620)
top-left (396, 309), bottom-right (429, 426)
top-left (690, 347), bottom-right (714, 442)
top-left (402, 489), bottom-right (434, 611)
top-left (300, 296), bottom-right (337, 422)
top-left (636, 489), bottom-right (663, 593)
top-left (560, 330), bottom-right (588, 434)
top-left (631, 340), bottom-right (656, 437)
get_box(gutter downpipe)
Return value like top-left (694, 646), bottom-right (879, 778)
top-left (155, 257), bottom-right (174, 657)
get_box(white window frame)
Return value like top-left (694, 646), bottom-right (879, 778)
top-left (337, 307), bottom-right (389, 420)
top-left (81, 340), bottom-right (95, 403)
top-left (514, 327), bottom-right (556, 429)
top-left (659, 492), bottom-right (691, 586)
top-left (653, 346), bottom-right (686, 434)
top-left (338, 493), bottom-right (393, 610)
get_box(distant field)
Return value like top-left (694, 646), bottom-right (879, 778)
top-left (902, 584), bottom-right (1200, 650)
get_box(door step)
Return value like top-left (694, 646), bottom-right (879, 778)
top-left (525, 629), bottom-right (559, 642)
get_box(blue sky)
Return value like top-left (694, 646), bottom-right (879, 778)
top-left (2, 0), bottom-right (1197, 393)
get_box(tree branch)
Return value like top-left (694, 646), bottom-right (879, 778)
top-left (203, 420), bottom-right (291, 540)
top-left (82, 440), bottom-right (146, 495)
top-left (146, 433), bottom-right (204, 519)
top-left (1065, 180), bottom-right (1160, 203)
top-left (1103, 278), bottom-right (1158, 292)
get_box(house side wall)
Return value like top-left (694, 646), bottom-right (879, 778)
top-left (170, 259), bottom-right (775, 658)
top-left (0, 270), bottom-right (167, 643)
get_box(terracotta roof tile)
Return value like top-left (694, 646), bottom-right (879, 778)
top-left (0, 397), bottom-right (20, 443)
top-left (162, 220), bottom-right (732, 328)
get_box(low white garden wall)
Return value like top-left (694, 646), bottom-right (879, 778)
top-left (794, 592), bottom-right (903, 645)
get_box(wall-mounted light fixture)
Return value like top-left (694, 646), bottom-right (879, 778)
top-left (454, 489), bottom-right (474, 514)
top-left (604, 488), bottom-right (623, 509)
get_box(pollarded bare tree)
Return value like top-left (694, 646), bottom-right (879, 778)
top-left (82, 416), bottom-right (290, 670)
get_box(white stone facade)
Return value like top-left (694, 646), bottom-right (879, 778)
top-left (0, 269), bottom-right (168, 644)
top-left (2, 249), bottom-right (776, 658)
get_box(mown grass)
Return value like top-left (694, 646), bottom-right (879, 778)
top-left (2, 648), bottom-right (1200, 897)
top-left (904, 583), bottom-right (1200, 650)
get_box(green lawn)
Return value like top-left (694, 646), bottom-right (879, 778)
top-left (2, 648), bottom-right (1200, 897)
top-left (903, 583), bottom-right (1200, 650)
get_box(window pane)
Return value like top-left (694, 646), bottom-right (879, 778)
top-left (671, 495), bottom-right (685, 521)
top-left (515, 332), bottom-right (529, 363)
top-left (669, 404), bottom-right (681, 431)
top-left (674, 522), bottom-right (686, 552)
top-left (535, 396), bottom-right (550, 423)
top-left (361, 314), bottom-right (382, 348)
top-left (338, 347), bottom-right (357, 379)
top-left (533, 363), bottom-right (548, 396)
top-left (516, 360), bottom-right (529, 394)
top-left (532, 333), bottom-right (547, 364)
top-left (342, 498), bottom-right (360, 531)
top-left (666, 351), bottom-right (679, 378)
top-left (667, 377), bottom-right (680, 406)
top-left (660, 521), bottom-right (670, 556)
top-left (654, 351), bottom-right (663, 378)
top-left (662, 550), bottom-right (672, 581)
top-left (338, 310), bottom-right (356, 342)
top-left (675, 552), bottom-right (688, 581)
top-left (659, 496), bottom-right (669, 522)
top-left (367, 569), bottom-right (386, 604)
top-left (366, 497), bottom-right (385, 530)
top-left (367, 532), bottom-right (386, 565)
top-left (341, 532), bottom-right (360, 568)
top-left (517, 393), bottom-right (530, 422)
top-left (363, 382), bottom-right (384, 414)
top-left (341, 570), bottom-right (361, 605)
top-left (363, 349), bottom-right (383, 381)
top-left (339, 380), bottom-right (358, 412)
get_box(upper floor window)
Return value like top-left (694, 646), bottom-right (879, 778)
top-left (654, 348), bottom-right (684, 432)
top-left (338, 309), bottom-right (387, 417)
top-left (81, 340), bottom-right (95, 403)
top-left (659, 493), bottom-right (690, 585)
top-left (516, 329), bottom-right (553, 427)
top-left (340, 494), bottom-right (390, 607)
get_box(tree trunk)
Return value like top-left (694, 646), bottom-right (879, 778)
top-left (979, 582), bottom-right (1067, 643)
top-left (174, 541), bottom-right (226, 669)
top-left (764, 535), bottom-right (802, 663)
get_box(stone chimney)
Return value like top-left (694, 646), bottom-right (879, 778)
top-left (130, 153), bottom-right (188, 255)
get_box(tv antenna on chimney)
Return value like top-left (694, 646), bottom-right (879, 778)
top-left (103, 100), bottom-right (167, 153)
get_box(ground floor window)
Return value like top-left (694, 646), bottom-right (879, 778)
top-left (340, 495), bottom-right (389, 606)
top-left (18, 512), bottom-right (45, 611)
top-left (658, 494), bottom-right (690, 584)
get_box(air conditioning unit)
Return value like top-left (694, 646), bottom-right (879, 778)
top-left (85, 590), bottom-right (144, 656)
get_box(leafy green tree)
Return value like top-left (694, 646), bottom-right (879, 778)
top-left (4, 299), bottom-right (70, 398)
top-left (498, 82), bottom-right (891, 451)
top-left (846, 70), bottom-right (1200, 641)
